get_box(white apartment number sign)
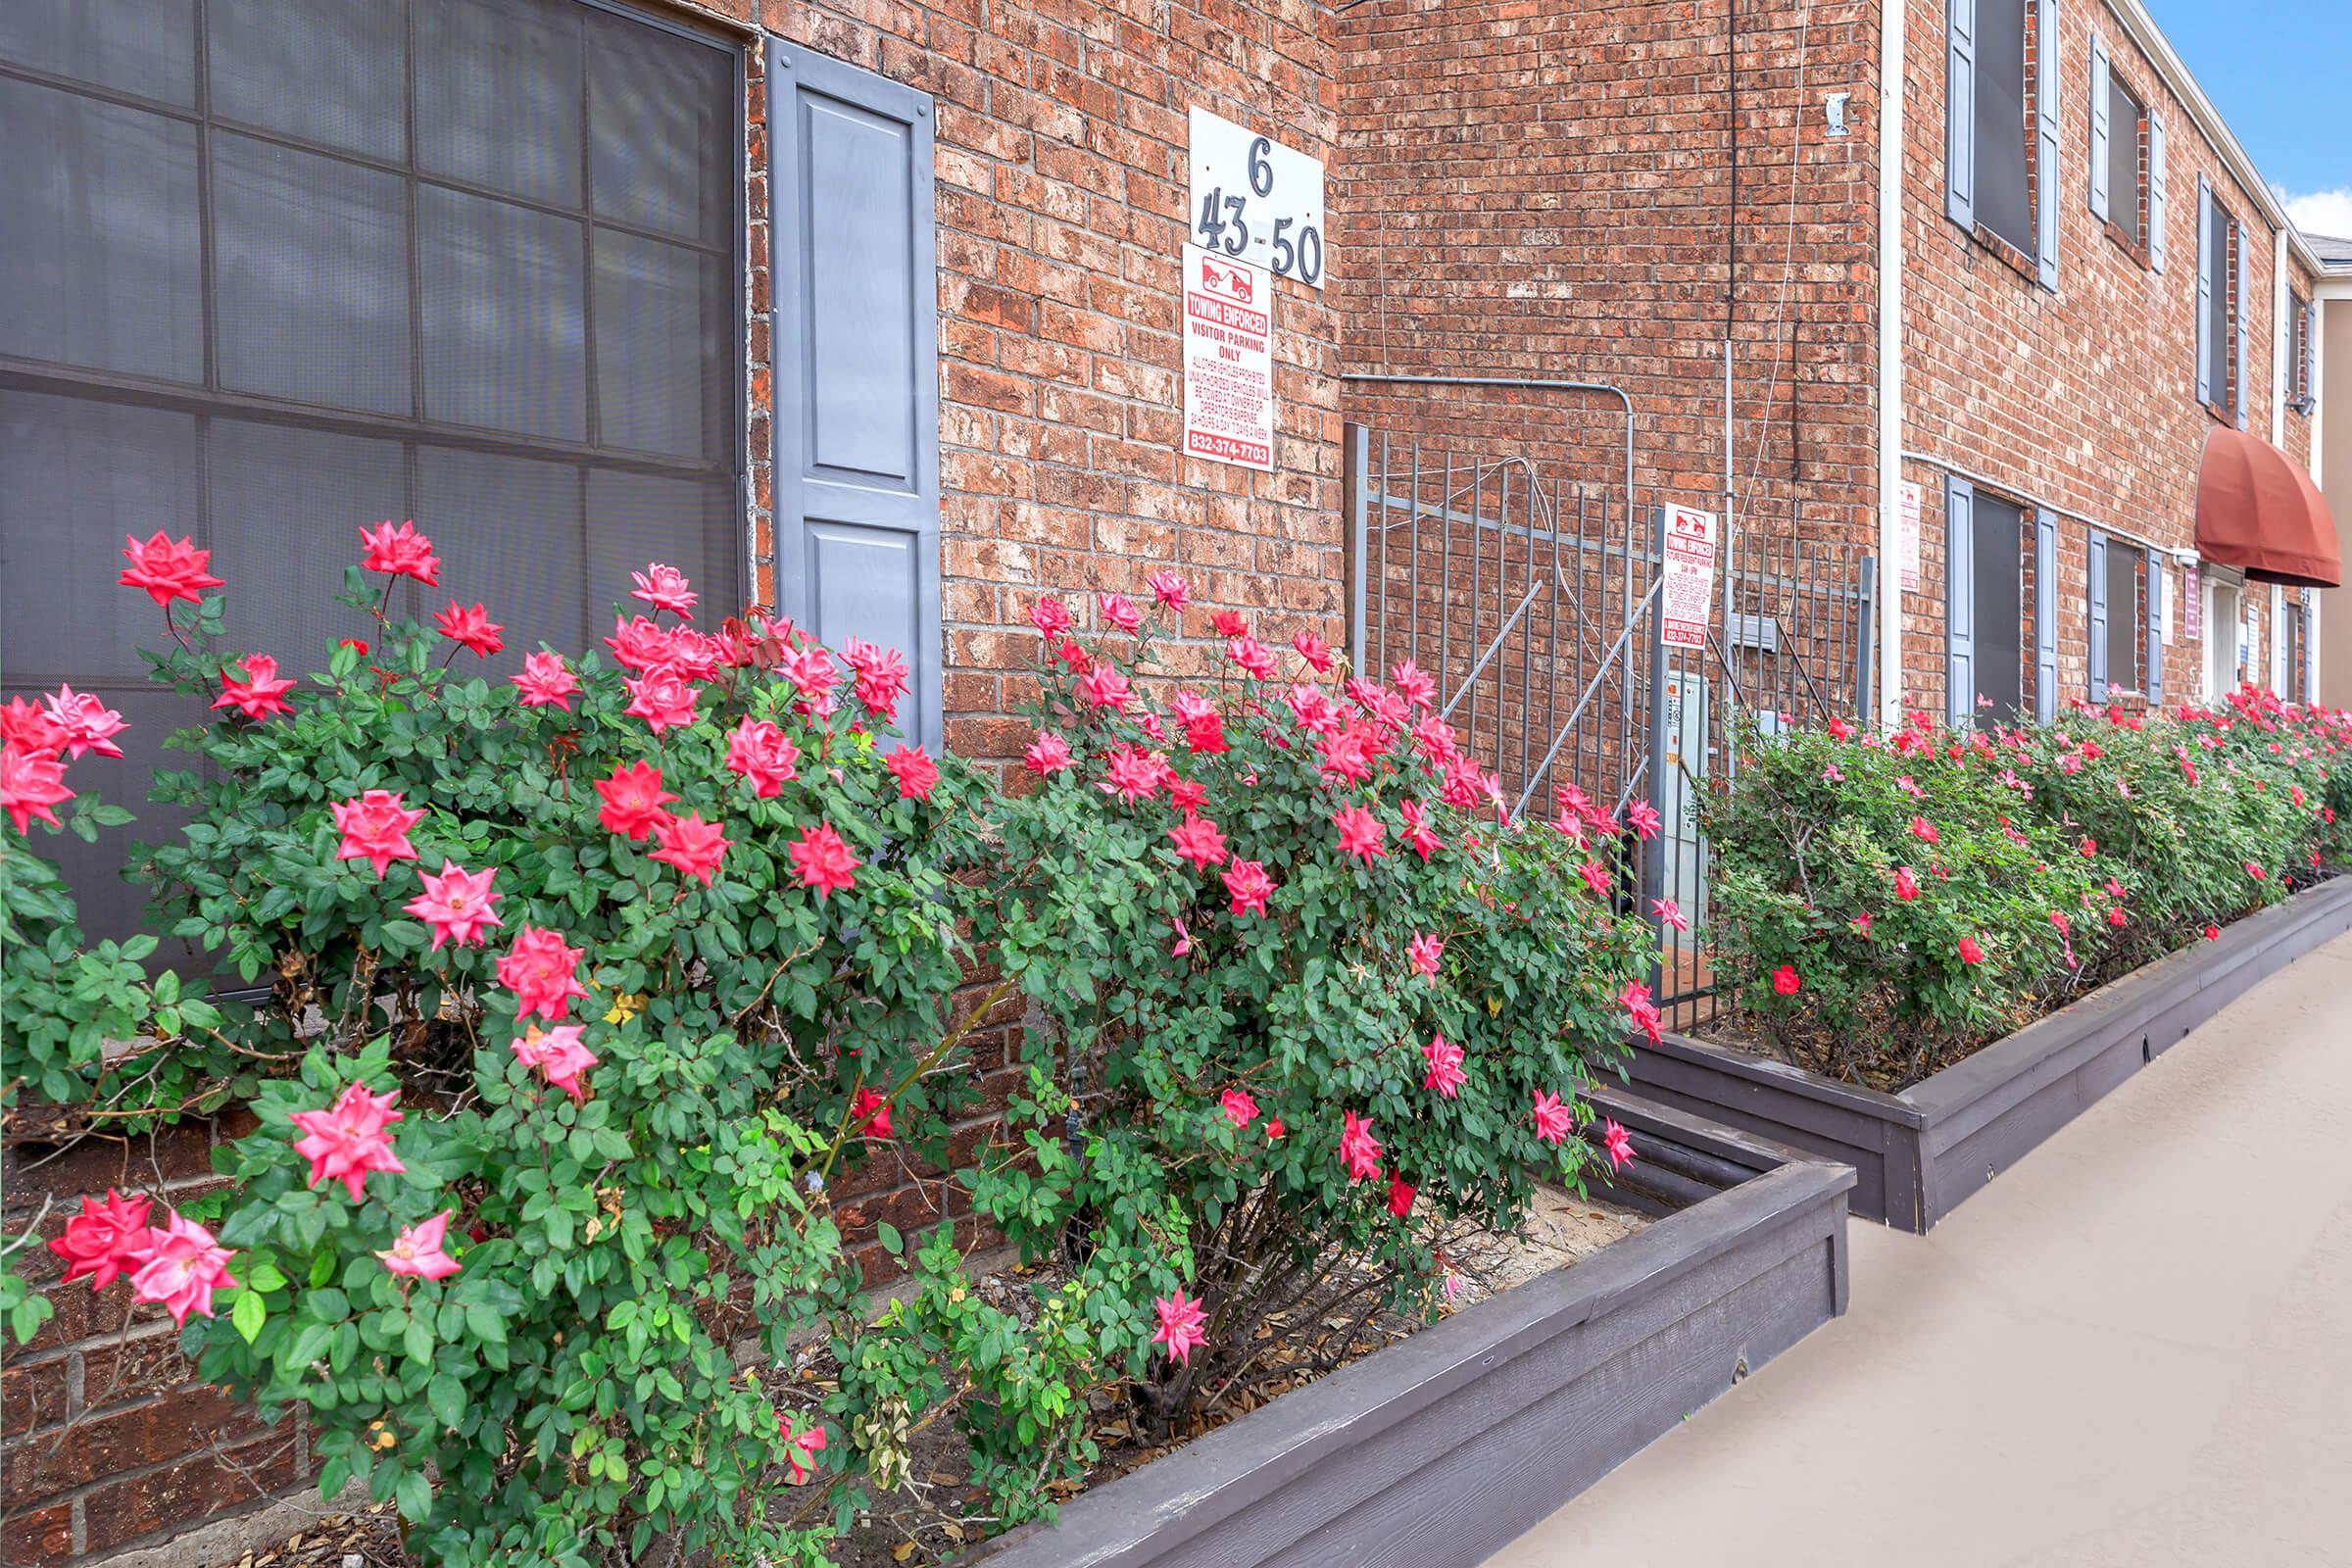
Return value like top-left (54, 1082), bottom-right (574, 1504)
top-left (1188, 107), bottom-right (1325, 287)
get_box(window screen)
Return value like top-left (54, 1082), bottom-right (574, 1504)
top-left (1973, 494), bottom-right (2026, 723)
top-left (2105, 543), bottom-right (2141, 694)
top-left (2285, 603), bottom-right (2308, 700)
top-left (0, 0), bottom-right (744, 945)
top-left (1974, 0), bottom-right (2034, 255)
top-left (2107, 77), bottom-right (2143, 248)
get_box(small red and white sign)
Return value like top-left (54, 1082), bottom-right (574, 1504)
top-left (1897, 481), bottom-right (1923, 593)
top-left (1659, 505), bottom-right (1719, 650)
top-left (1181, 243), bottom-right (1274, 472)
top-left (2182, 564), bottom-right (2201, 640)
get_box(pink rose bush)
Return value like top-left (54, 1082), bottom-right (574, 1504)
top-left (2, 527), bottom-right (1096, 1562)
top-left (962, 591), bottom-right (1652, 1435)
top-left (5, 539), bottom-right (1664, 1559)
top-left (1709, 696), bottom-right (2348, 1083)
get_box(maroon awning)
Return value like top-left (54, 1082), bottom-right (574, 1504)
top-left (2194, 427), bottom-right (2341, 588)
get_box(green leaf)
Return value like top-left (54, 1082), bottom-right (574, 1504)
top-left (286, 1322), bottom-right (333, 1370)
top-left (232, 1287), bottom-right (267, 1344)
top-left (427, 1373), bottom-right (466, 1430)
top-left (464, 1301), bottom-right (507, 1345)
top-left (877, 1222), bottom-right (904, 1257)
top-left (394, 1466), bottom-right (433, 1524)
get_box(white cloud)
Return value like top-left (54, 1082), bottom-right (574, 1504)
top-left (2282, 187), bottom-right (2352, 239)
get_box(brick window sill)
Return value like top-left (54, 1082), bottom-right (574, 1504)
top-left (1966, 221), bottom-right (2042, 285)
top-left (2102, 220), bottom-right (2151, 270)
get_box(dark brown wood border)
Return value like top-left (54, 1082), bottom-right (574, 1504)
top-left (970, 1098), bottom-right (1854, 1568)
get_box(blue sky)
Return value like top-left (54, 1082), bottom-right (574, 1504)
top-left (2141, 0), bottom-right (2352, 233)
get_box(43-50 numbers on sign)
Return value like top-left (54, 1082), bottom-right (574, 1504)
top-left (1188, 108), bottom-right (1326, 288)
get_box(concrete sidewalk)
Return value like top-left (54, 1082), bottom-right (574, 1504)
top-left (1494, 931), bottom-right (2352, 1568)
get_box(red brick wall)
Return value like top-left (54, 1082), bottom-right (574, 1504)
top-left (1328, 0), bottom-right (1886, 800)
top-left (742, 0), bottom-right (1347, 740)
top-left (3, 1118), bottom-right (307, 1565)
top-left (1331, 0), bottom-right (2313, 728)
top-left (1895, 0), bottom-right (2299, 714)
top-left (2283, 250), bottom-right (2321, 476)
top-left (1332, 0), bottom-right (1885, 554)
top-left (4, 0), bottom-right (1345, 1560)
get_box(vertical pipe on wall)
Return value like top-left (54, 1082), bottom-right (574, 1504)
top-left (1725, 0), bottom-right (1740, 570)
top-left (2272, 229), bottom-right (2289, 445)
top-left (1875, 0), bottom-right (1907, 730)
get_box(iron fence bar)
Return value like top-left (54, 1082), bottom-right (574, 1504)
top-left (1524, 461), bottom-right (1543, 799)
top-left (1612, 753), bottom-right (1648, 817)
top-left (1436, 448), bottom-right (1450, 697)
top-left (1345, 422), bottom-right (1369, 675)
top-left (1440, 570), bottom-right (1560, 726)
top-left (1409, 447), bottom-right (1427, 676)
top-left (1417, 454), bottom-right (1558, 536)
top-left (1640, 499), bottom-right (1670, 976)
top-left (1856, 555), bottom-right (1878, 717)
top-left (1617, 484), bottom-right (1631, 816)
top-left (1336, 372), bottom-right (1637, 536)
top-left (1512, 577), bottom-right (1663, 817)
top-left (1373, 432), bottom-right (1383, 676)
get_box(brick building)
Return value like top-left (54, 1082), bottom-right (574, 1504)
top-left (2311, 232), bottom-right (2352, 701)
top-left (2, 0), bottom-right (2340, 1559)
top-left (1333, 0), bottom-right (2336, 735)
top-left (1, 0), bottom-right (1342, 1558)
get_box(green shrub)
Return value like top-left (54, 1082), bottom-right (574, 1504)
top-left (963, 592), bottom-right (1656, 1434)
top-left (5, 541), bottom-right (1672, 1562)
top-left (9, 531), bottom-right (1019, 1564)
top-left (1705, 696), bottom-right (2346, 1084)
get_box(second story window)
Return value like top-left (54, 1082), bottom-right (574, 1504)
top-left (1973, 0), bottom-right (2034, 256)
top-left (1945, 0), bottom-right (2062, 289)
top-left (2287, 294), bottom-right (2314, 412)
top-left (2105, 77), bottom-right (2144, 248)
top-left (2088, 33), bottom-right (2163, 266)
top-left (2198, 178), bottom-right (2246, 426)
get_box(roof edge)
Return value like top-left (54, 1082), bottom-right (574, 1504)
top-left (2098, 0), bottom-right (2329, 272)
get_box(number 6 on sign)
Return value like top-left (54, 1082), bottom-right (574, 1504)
top-left (1188, 107), bottom-right (1326, 287)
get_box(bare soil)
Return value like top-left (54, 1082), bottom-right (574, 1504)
top-left (222, 1505), bottom-right (404, 1568)
top-left (234, 1191), bottom-right (1644, 1568)
top-left (825, 1186), bottom-right (1645, 1568)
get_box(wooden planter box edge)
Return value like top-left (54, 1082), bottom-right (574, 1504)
top-left (1626, 877), bottom-right (2352, 1231)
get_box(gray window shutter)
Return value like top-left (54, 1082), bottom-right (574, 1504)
top-left (2087, 530), bottom-right (2109, 702)
top-left (2148, 110), bottom-right (2168, 271)
top-left (1947, 475), bottom-right (1977, 725)
top-left (2195, 178), bottom-right (2213, 404)
top-left (2270, 585), bottom-right (2286, 695)
top-left (770, 42), bottom-right (944, 753)
top-left (2034, 509), bottom-right (2058, 721)
top-left (2307, 302), bottom-right (2318, 398)
top-left (2087, 33), bottom-right (2111, 222)
top-left (2035, 0), bottom-right (2061, 289)
top-left (2303, 588), bottom-right (2317, 702)
top-left (2144, 549), bottom-right (2164, 704)
top-left (1946, 0), bottom-right (1977, 228)
top-left (2235, 220), bottom-right (2251, 430)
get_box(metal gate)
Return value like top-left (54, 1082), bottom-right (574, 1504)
top-left (1343, 409), bottom-right (1876, 1023)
